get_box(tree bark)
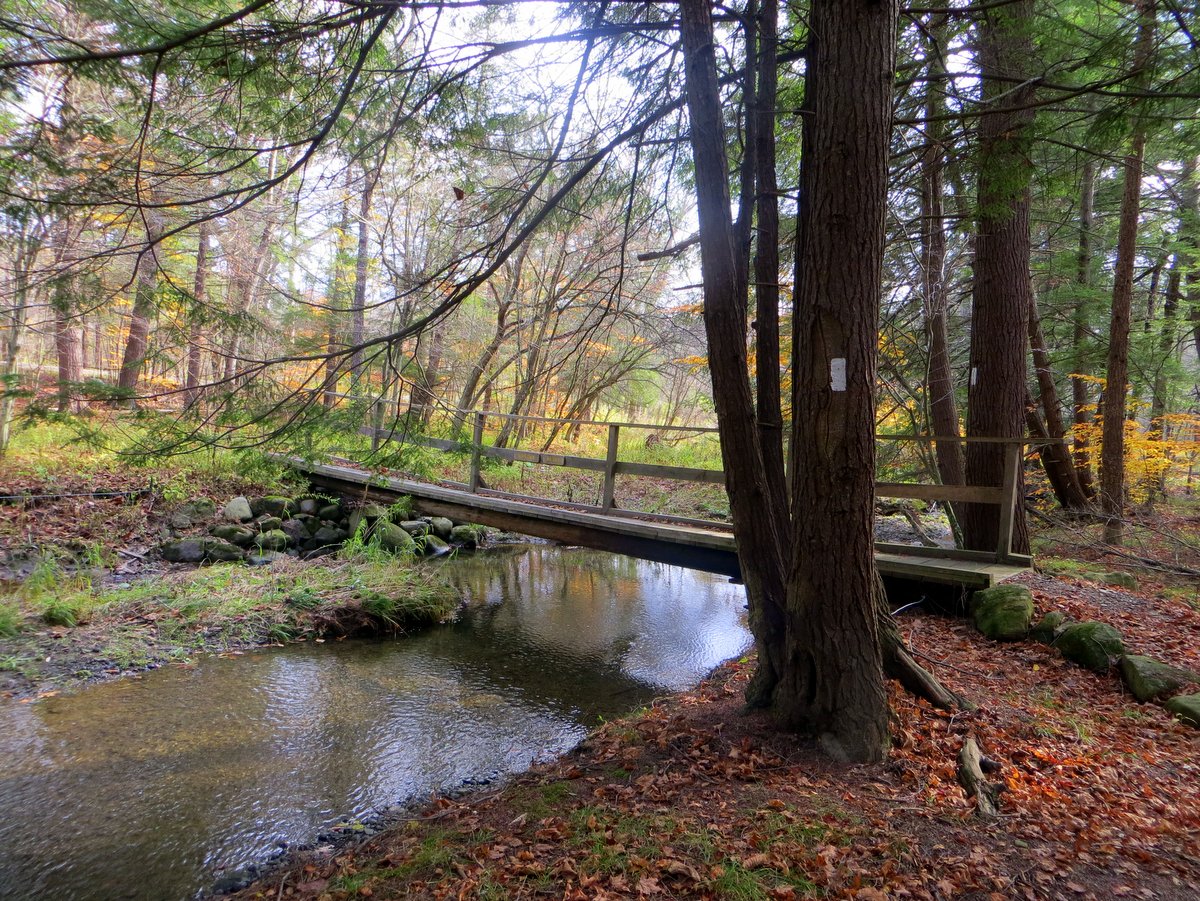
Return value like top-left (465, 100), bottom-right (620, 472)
top-left (963, 0), bottom-right (1035, 556)
top-left (118, 209), bottom-right (165, 397)
top-left (348, 162), bottom-right (378, 381)
top-left (751, 0), bottom-right (789, 528)
top-left (919, 13), bottom-right (965, 509)
top-left (1100, 0), bottom-right (1155, 546)
top-left (678, 0), bottom-right (789, 715)
top-left (1028, 292), bottom-right (1089, 509)
top-left (184, 219), bottom-right (210, 409)
top-left (1071, 159), bottom-right (1098, 498)
top-left (774, 0), bottom-right (897, 762)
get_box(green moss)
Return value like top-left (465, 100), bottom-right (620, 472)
top-left (1054, 622), bottom-right (1124, 673)
top-left (970, 584), bottom-right (1033, 641)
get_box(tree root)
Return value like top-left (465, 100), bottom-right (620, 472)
top-left (957, 737), bottom-right (1001, 817)
top-left (879, 606), bottom-right (971, 710)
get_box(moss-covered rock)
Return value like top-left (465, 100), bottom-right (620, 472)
top-left (249, 495), bottom-right (294, 517)
top-left (1119, 655), bottom-right (1198, 703)
top-left (449, 524), bottom-right (485, 548)
top-left (222, 496), bottom-right (253, 522)
top-left (1165, 694), bottom-right (1200, 728)
top-left (312, 525), bottom-right (348, 546)
top-left (1054, 621), bottom-right (1124, 673)
top-left (317, 502), bottom-right (342, 521)
top-left (1102, 571), bottom-right (1137, 590)
top-left (1030, 611), bottom-right (1069, 645)
top-left (254, 529), bottom-right (290, 552)
top-left (255, 516), bottom-right (283, 533)
top-left (969, 584), bottom-right (1033, 641)
top-left (422, 534), bottom-right (452, 557)
top-left (161, 538), bottom-right (244, 563)
top-left (348, 504), bottom-right (390, 536)
top-left (179, 497), bottom-right (216, 519)
top-left (429, 516), bottom-right (454, 540)
top-left (399, 520), bottom-right (431, 537)
top-left (374, 521), bottom-right (417, 555)
top-left (210, 523), bottom-right (256, 547)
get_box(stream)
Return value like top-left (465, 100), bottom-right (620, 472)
top-left (0, 545), bottom-right (751, 900)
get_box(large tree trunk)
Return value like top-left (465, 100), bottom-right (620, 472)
top-left (1071, 159), bottom-right (1098, 498)
top-left (1100, 1), bottom-right (1155, 546)
top-left (773, 0), bottom-right (896, 763)
top-left (963, 0), bottom-right (1035, 556)
top-left (184, 219), bottom-right (210, 409)
top-left (919, 13), bottom-right (965, 508)
top-left (1028, 293), bottom-right (1090, 509)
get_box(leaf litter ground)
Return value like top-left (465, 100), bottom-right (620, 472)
top-left (229, 574), bottom-right (1200, 901)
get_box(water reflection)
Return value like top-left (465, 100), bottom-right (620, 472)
top-left (0, 546), bottom-right (750, 900)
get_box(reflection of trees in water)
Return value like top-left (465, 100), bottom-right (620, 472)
top-left (438, 545), bottom-right (749, 700)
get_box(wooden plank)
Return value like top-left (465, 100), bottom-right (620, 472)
top-left (481, 444), bottom-right (608, 472)
top-left (876, 482), bottom-right (1005, 504)
top-left (614, 460), bottom-right (726, 484)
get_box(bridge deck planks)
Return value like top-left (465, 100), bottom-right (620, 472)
top-left (294, 459), bottom-right (1028, 590)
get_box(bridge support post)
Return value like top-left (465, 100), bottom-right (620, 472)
top-left (470, 412), bottom-right (485, 493)
top-left (996, 441), bottom-right (1021, 563)
top-left (602, 424), bottom-right (620, 511)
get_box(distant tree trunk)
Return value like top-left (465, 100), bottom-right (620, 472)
top-left (222, 225), bottom-right (272, 383)
top-left (751, 0), bottom-right (788, 527)
top-left (1071, 159), bottom-right (1098, 497)
top-left (347, 163), bottom-right (378, 382)
top-left (1100, 0), bottom-right (1155, 546)
top-left (418, 324), bottom-right (445, 427)
top-left (963, 0), bottom-right (1034, 556)
top-left (451, 251), bottom-right (525, 433)
top-left (1028, 293), bottom-right (1089, 508)
top-left (118, 209), bottom-right (165, 397)
top-left (1147, 157), bottom-right (1194, 504)
top-left (1, 240), bottom-right (35, 453)
top-left (184, 219), bottom-right (210, 409)
top-left (322, 181), bottom-right (354, 409)
top-left (919, 13), bottom-right (965, 513)
top-left (53, 284), bottom-right (82, 414)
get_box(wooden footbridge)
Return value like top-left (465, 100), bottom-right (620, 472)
top-left (290, 406), bottom-right (1033, 591)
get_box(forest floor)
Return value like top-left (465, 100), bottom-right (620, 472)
top-left (223, 510), bottom-right (1200, 901)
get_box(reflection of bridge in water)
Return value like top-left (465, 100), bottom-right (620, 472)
top-left (291, 409), bottom-right (1033, 590)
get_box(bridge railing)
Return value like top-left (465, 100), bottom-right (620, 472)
top-left (331, 394), bottom-right (1037, 567)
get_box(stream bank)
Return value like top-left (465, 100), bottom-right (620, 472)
top-left (0, 485), bottom-right (493, 700)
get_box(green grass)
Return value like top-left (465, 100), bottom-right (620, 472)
top-left (2, 551), bottom-right (458, 659)
top-left (0, 601), bottom-right (20, 637)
